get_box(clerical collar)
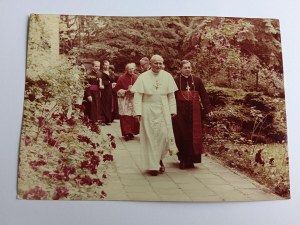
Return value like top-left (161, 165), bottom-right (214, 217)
top-left (181, 74), bottom-right (190, 79)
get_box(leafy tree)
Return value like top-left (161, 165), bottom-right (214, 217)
top-left (59, 16), bottom-right (284, 96)
top-left (183, 17), bottom-right (283, 96)
top-left (59, 16), bottom-right (188, 72)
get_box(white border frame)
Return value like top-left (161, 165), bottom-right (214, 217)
top-left (1, 0), bottom-right (299, 224)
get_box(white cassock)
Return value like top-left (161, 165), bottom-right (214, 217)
top-left (131, 69), bottom-right (178, 170)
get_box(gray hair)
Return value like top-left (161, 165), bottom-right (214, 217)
top-left (125, 63), bottom-right (136, 72)
top-left (150, 54), bottom-right (164, 62)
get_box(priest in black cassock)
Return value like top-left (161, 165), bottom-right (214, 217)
top-left (82, 61), bottom-right (104, 124)
top-left (172, 60), bottom-right (213, 169)
top-left (100, 60), bottom-right (117, 125)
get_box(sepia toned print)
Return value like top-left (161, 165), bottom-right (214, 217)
top-left (17, 14), bottom-right (289, 201)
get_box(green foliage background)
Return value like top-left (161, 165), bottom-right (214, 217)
top-left (60, 16), bottom-right (284, 97)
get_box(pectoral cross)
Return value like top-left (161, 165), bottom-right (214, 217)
top-left (154, 80), bottom-right (160, 90)
top-left (186, 84), bottom-right (191, 91)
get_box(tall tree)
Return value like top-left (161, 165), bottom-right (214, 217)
top-left (59, 16), bottom-right (188, 72)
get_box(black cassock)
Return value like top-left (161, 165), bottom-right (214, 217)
top-left (101, 71), bottom-right (117, 123)
top-left (82, 69), bottom-right (102, 123)
top-left (172, 75), bottom-right (212, 164)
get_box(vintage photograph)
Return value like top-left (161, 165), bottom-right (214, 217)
top-left (17, 14), bottom-right (289, 201)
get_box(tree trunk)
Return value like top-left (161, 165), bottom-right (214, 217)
top-left (27, 14), bottom-right (60, 78)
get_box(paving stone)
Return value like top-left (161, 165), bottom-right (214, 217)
top-left (105, 188), bottom-right (127, 195)
top-left (101, 120), bottom-right (281, 202)
top-left (182, 188), bottom-right (217, 197)
top-left (170, 176), bottom-right (200, 184)
top-left (115, 164), bottom-right (139, 169)
top-left (193, 173), bottom-right (221, 179)
top-left (177, 183), bottom-right (207, 190)
top-left (106, 196), bottom-right (130, 201)
top-left (230, 181), bottom-right (258, 189)
top-left (206, 184), bottom-right (236, 192)
top-left (119, 173), bottom-right (146, 180)
top-left (215, 190), bottom-right (251, 201)
top-left (127, 192), bottom-right (160, 201)
top-left (197, 177), bottom-right (229, 185)
top-left (153, 188), bottom-right (186, 195)
top-left (104, 185), bottom-right (125, 191)
top-left (117, 169), bottom-right (143, 175)
top-left (145, 174), bottom-right (173, 182)
top-left (247, 190), bottom-right (282, 201)
top-left (164, 167), bottom-right (187, 173)
top-left (158, 194), bottom-right (191, 202)
top-left (239, 188), bottom-right (264, 195)
top-left (120, 178), bottom-right (150, 186)
top-left (186, 167), bottom-right (211, 174)
top-left (124, 185), bottom-right (154, 193)
top-left (190, 195), bottom-right (224, 202)
top-left (103, 180), bottom-right (123, 187)
top-left (150, 181), bottom-right (179, 189)
top-left (221, 174), bottom-right (247, 182)
top-left (167, 172), bottom-right (194, 178)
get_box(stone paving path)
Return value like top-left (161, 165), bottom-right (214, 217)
top-left (101, 121), bottom-right (282, 202)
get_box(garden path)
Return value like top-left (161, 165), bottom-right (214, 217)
top-left (101, 120), bottom-right (282, 202)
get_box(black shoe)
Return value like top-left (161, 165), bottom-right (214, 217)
top-left (149, 170), bottom-right (159, 176)
top-left (124, 134), bottom-right (130, 141)
top-left (179, 161), bottom-right (186, 170)
top-left (159, 160), bottom-right (165, 173)
top-left (128, 134), bottom-right (134, 139)
top-left (105, 123), bottom-right (111, 125)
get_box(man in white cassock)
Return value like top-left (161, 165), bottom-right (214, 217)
top-left (131, 55), bottom-right (178, 176)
